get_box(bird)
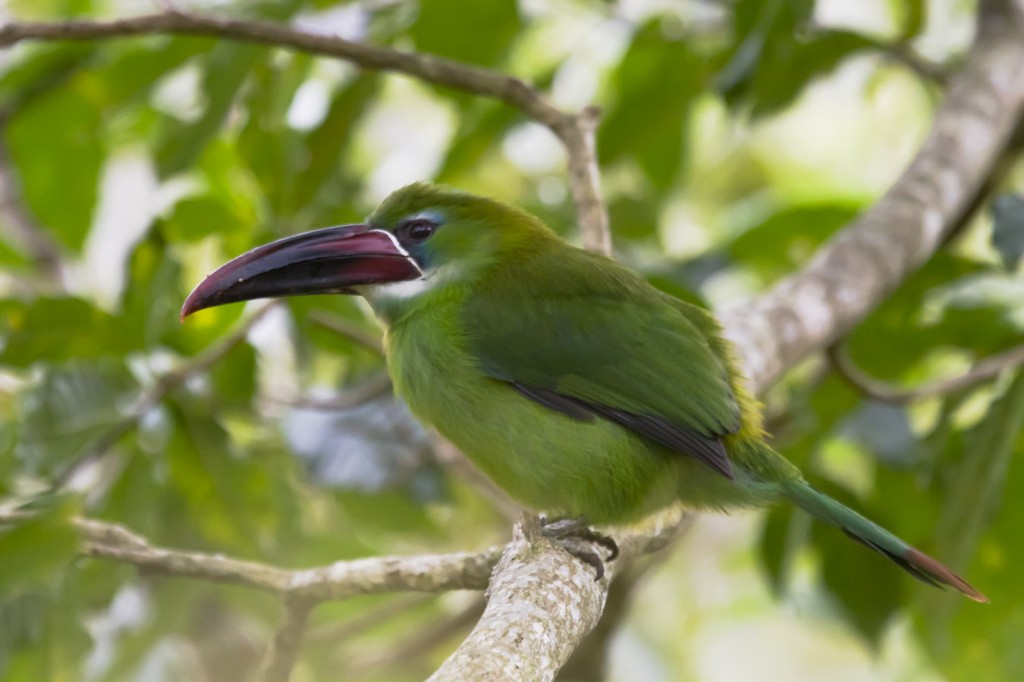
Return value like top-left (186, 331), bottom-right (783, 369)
top-left (181, 182), bottom-right (986, 601)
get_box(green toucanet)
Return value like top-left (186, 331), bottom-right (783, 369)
top-left (182, 183), bottom-right (985, 601)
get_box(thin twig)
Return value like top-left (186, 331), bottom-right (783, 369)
top-left (0, 10), bottom-right (611, 249)
top-left (876, 42), bottom-right (950, 86)
top-left (307, 310), bottom-right (384, 356)
top-left (828, 343), bottom-right (1024, 404)
top-left (0, 510), bottom-right (505, 599)
top-left (257, 597), bottom-right (314, 682)
top-left (273, 371), bottom-right (393, 411)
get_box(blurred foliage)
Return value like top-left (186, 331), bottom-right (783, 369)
top-left (0, 1), bottom-right (1019, 681)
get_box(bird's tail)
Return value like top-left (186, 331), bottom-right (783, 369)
top-left (780, 480), bottom-right (987, 602)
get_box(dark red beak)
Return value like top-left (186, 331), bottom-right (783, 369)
top-left (180, 224), bottom-right (421, 319)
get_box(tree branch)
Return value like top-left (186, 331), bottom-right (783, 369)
top-left (0, 510), bottom-right (503, 600)
top-left (720, 0), bottom-right (1024, 394)
top-left (428, 509), bottom-right (687, 681)
top-left (257, 597), bottom-right (314, 682)
top-left (828, 343), bottom-right (1024, 404)
top-left (0, 9), bottom-right (610, 252)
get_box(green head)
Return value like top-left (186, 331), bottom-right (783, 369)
top-left (180, 183), bottom-right (555, 319)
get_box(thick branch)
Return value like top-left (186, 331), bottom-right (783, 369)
top-left (720, 1), bottom-right (1024, 394)
top-left (430, 509), bottom-right (686, 681)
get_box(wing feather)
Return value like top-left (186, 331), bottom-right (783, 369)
top-left (466, 247), bottom-right (740, 479)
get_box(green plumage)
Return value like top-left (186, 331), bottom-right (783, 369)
top-left (364, 184), bottom-right (982, 600)
top-left (183, 182), bottom-right (987, 601)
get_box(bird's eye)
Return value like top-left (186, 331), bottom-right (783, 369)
top-left (402, 219), bottom-right (437, 242)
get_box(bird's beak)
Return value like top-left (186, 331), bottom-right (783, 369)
top-left (180, 224), bottom-right (421, 319)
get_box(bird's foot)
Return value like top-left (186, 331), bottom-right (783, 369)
top-left (539, 516), bottom-right (619, 580)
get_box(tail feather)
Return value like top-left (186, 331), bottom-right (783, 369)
top-left (782, 481), bottom-right (988, 603)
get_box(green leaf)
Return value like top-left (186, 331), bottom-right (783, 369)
top-left (5, 83), bottom-right (105, 252)
top-left (719, 0), bottom-right (872, 116)
top-left (0, 504), bottom-right (77, 594)
top-left (914, 372), bottom-right (1024, 681)
top-left (210, 343), bottom-right (257, 407)
top-left (412, 0), bottom-right (520, 66)
top-left (17, 360), bottom-right (139, 476)
top-left (895, 0), bottom-right (926, 40)
top-left (84, 37), bottom-right (212, 111)
top-left (238, 55), bottom-right (312, 218)
top-left (155, 44), bottom-right (266, 178)
top-left (846, 253), bottom-right (991, 377)
top-left (292, 74), bottom-right (379, 212)
top-left (599, 20), bottom-right (703, 192)
top-left (162, 195), bottom-right (249, 243)
top-left (0, 43), bottom-right (96, 111)
top-left (758, 503), bottom-right (801, 592)
top-left (731, 204), bottom-right (860, 280)
top-left (991, 193), bottom-right (1024, 272)
top-left (7, 0), bottom-right (92, 18)
top-left (0, 298), bottom-right (144, 367)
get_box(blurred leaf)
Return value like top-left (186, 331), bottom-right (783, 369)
top-left (758, 503), bottom-right (800, 592)
top-left (599, 20), bottom-right (703, 192)
top-left (719, 0), bottom-right (872, 115)
top-left (85, 37), bottom-right (211, 112)
top-left (0, 298), bottom-right (144, 367)
top-left (293, 74), bottom-right (379, 212)
top-left (5, 83), bottom-right (104, 252)
top-left (155, 44), bottom-right (265, 178)
top-left (991, 193), bottom-right (1024, 272)
top-left (608, 195), bottom-right (660, 241)
top-left (730, 204), bottom-right (860, 280)
top-left (7, 0), bottom-right (92, 18)
top-left (210, 343), bottom-right (257, 407)
top-left (162, 194), bottom-right (249, 244)
top-left (895, 0), bottom-right (926, 40)
top-left (0, 503), bottom-right (77, 594)
top-left (437, 99), bottom-right (518, 182)
top-left (0, 43), bottom-right (95, 110)
top-left (17, 359), bottom-right (138, 476)
top-left (915, 372), bottom-right (1024, 680)
top-left (847, 254), bottom-right (993, 377)
top-left (162, 395), bottom-right (295, 554)
top-left (238, 55), bottom-right (312, 218)
top-left (412, 0), bottom-right (520, 66)
top-left (120, 231), bottom-right (185, 346)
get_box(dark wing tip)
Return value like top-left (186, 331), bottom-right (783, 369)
top-left (905, 548), bottom-right (989, 603)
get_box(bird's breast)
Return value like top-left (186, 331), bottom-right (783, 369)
top-left (382, 314), bottom-right (685, 522)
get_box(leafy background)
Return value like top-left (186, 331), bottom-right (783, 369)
top-left (1, 0), bottom-right (1022, 680)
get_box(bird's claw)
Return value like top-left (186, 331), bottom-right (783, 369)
top-left (539, 516), bottom-right (619, 580)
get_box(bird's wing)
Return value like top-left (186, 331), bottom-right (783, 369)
top-left (464, 249), bottom-right (741, 478)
